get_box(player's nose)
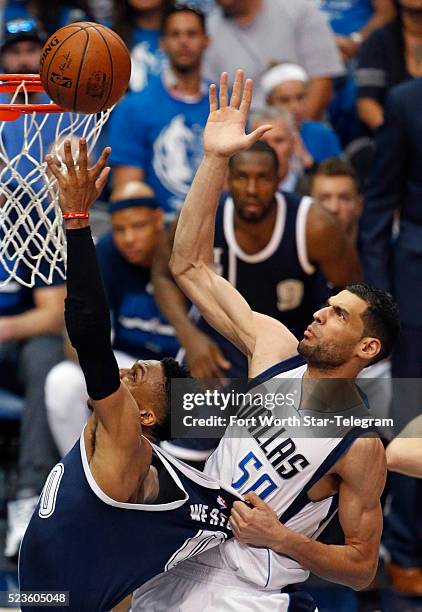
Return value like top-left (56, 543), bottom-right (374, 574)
top-left (312, 306), bottom-right (326, 324)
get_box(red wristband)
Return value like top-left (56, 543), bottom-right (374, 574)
top-left (62, 211), bottom-right (90, 220)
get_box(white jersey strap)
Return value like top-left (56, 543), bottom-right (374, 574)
top-left (296, 196), bottom-right (315, 275)
top-left (248, 354), bottom-right (306, 390)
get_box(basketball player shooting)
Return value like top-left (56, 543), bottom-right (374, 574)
top-left (133, 71), bottom-right (401, 611)
top-left (18, 139), bottom-right (242, 612)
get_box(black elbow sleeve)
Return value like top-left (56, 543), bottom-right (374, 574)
top-left (65, 227), bottom-right (120, 400)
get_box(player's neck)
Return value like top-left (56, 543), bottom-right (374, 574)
top-left (168, 67), bottom-right (202, 97)
top-left (135, 8), bottom-right (163, 30)
top-left (233, 203), bottom-right (277, 254)
top-left (300, 374), bottom-right (361, 412)
top-left (305, 362), bottom-right (360, 381)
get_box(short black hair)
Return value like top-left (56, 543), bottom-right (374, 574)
top-left (229, 140), bottom-right (279, 175)
top-left (346, 283), bottom-right (400, 365)
top-left (162, 2), bottom-right (206, 34)
top-left (151, 357), bottom-right (191, 441)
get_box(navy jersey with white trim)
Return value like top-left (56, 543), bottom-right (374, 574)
top-left (195, 192), bottom-right (326, 377)
top-left (19, 437), bottom-right (239, 612)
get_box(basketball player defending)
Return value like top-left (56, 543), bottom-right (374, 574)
top-left (133, 71), bottom-right (400, 611)
top-left (18, 140), bottom-right (242, 612)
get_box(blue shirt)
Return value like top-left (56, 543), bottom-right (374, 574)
top-left (0, 257), bottom-right (64, 316)
top-left (317, 0), bottom-right (373, 36)
top-left (108, 76), bottom-right (209, 216)
top-left (96, 232), bottom-right (179, 360)
top-left (300, 120), bottom-right (342, 163)
top-left (129, 27), bottom-right (167, 92)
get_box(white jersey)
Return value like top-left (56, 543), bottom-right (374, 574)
top-left (198, 355), bottom-right (369, 590)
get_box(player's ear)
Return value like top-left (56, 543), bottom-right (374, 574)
top-left (358, 337), bottom-right (381, 363)
top-left (139, 408), bottom-right (157, 427)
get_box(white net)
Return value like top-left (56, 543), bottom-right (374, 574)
top-left (0, 77), bottom-right (112, 287)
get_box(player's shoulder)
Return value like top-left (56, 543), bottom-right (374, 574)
top-left (336, 436), bottom-right (386, 478)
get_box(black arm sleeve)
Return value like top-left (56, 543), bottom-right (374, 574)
top-left (65, 226), bottom-right (120, 400)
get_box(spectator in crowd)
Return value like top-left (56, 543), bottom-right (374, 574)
top-left (249, 107), bottom-right (311, 195)
top-left (387, 416), bottom-right (422, 478)
top-left (0, 18), bottom-right (67, 561)
top-left (153, 141), bottom-right (361, 462)
top-left (111, 0), bottom-right (172, 92)
top-left (1, 0), bottom-right (93, 37)
top-left (109, 4), bottom-right (210, 219)
top-left (260, 63), bottom-right (342, 164)
top-left (45, 181), bottom-right (179, 457)
top-left (360, 78), bottom-right (422, 596)
top-left (356, 0), bottom-right (422, 132)
top-left (317, 0), bottom-right (396, 145)
top-left (202, 0), bottom-right (344, 119)
top-left (317, 0), bottom-right (396, 62)
top-left (310, 158), bottom-right (362, 244)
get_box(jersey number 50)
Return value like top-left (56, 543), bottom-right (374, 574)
top-left (232, 451), bottom-right (277, 500)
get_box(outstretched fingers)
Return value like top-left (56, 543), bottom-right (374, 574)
top-left (90, 146), bottom-right (111, 180)
top-left (239, 78), bottom-right (253, 119)
top-left (78, 138), bottom-right (88, 174)
top-left (246, 123), bottom-right (273, 147)
top-left (209, 83), bottom-right (217, 112)
top-left (229, 69), bottom-right (244, 109)
top-left (219, 72), bottom-right (229, 108)
top-left (63, 140), bottom-right (77, 179)
top-left (45, 154), bottom-right (63, 183)
top-left (95, 166), bottom-right (111, 197)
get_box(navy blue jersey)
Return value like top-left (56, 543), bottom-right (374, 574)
top-left (96, 232), bottom-right (179, 360)
top-left (195, 192), bottom-right (322, 377)
top-left (19, 436), bottom-right (239, 611)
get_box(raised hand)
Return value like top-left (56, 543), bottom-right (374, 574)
top-left (46, 138), bottom-right (111, 216)
top-left (204, 70), bottom-right (272, 158)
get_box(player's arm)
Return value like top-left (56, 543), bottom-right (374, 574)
top-left (231, 437), bottom-right (386, 590)
top-left (386, 415), bottom-right (422, 478)
top-left (152, 223), bottom-right (231, 379)
top-left (46, 140), bottom-right (151, 484)
top-left (0, 284), bottom-right (65, 341)
top-left (170, 71), bottom-right (298, 372)
top-left (307, 203), bottom-right (362, 288)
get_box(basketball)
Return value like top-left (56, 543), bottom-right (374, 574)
top-left (39, 22), bottom-right (131, 114)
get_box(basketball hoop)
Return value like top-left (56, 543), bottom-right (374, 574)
top-left (0, 74), bottom-right (112, 287)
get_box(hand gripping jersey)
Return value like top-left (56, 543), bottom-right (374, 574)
top-left (19, 436), bottom-right (239, 611)
top-left (199, 355), bottom-right (372, 590)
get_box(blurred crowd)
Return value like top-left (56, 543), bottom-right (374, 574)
top-left (0, 0), bottom-right (422, 607)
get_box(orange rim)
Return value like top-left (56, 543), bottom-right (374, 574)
top-left (0, 74), bottom-right (66, 120)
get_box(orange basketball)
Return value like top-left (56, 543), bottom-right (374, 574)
top-left (39, 22), bottom-right (131, 114)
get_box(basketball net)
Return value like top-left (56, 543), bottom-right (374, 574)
top-left (0, 74), bottom-right (112, 288)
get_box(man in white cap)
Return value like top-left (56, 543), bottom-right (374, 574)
top-left (261, 63), bottom-right (342, 166)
